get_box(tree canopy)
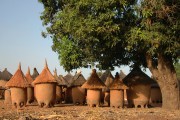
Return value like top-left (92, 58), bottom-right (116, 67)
top-left (39, 0), bottom-right (137, 71)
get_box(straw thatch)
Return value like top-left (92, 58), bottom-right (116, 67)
top-left (63, 73), bottom-right (73, 83)
top-left (69, 71), bottom-right (86, 87)
top-left (119, 70), bottom-right (126, 79)
top-left (53, 68), bottom-right (67, 86)
top-left (123, 67), bottom-right (154, 86)
top-left (100, 70), bottom-right (112, 83)
top-left (104, 72), bottom-right (114, 92)
top-left (0, 68), bottom-right (12, 81)
top-left (32, 60), bottom-right (57, 85)
top-left (109, 72), bottom-right (128, 90)
top-left (25, 67), bottom-right (34, 87)
top-left (5, 63), bottom-right (28, 88)
top-left (81, 69), bottom-right (106, 89)
top-left (32, 68), bottom-right (39, 80)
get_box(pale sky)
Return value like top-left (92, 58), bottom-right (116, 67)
top-left (0, 0), bottom-right (151, 78)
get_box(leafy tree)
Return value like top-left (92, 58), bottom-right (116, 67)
top-left (127, 0), bottom-right (180, 109)
top-left (39, 0), bottom-right (180, 109)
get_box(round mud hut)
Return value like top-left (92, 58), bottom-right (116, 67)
top-left (123, 67), bottom-right (154, 108)
top-left (54, 68), bottom-right (67, 104)
top-left (25, 67), bottom-right (34, 104)
top-left (5, 63), bottom-right (28, 108)
top-left (63, 73), bottom-right (73, 103)
top-left (32, 60), bottom-right (57, 108)
top-left (103, 72), bottom-right (114, 106)
top-left (109, 72), bottom-right (128, 108)
top-left (70, 70), bottom-right (86, 105)
top-left (81, 69), bottom-right (106, 107)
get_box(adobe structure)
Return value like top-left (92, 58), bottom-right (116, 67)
top-left (63, 73), bottom-right (73, 103)
top-left (5, 63), bottom-right (28, 108)
top-left (82, 69), bottom-right (106, 107)
top-left (103, 71), bottom-right (114, 106)
top-left (119, 70), bottom-right (128, 106)
top-left (123, 67), bottom-right (154, 108)
top-left (32, 60), bottom-right (57, 108)
top-left (4, 89), bottom-right (11, 105)
top-left (69, 70), bottom-right (86, 105)
top-left (25, 67), bottom-right (34, 104)
top-left (53, 68), bottom-right (67, 104)
top-left (109, 72), bottom-right (128, 108)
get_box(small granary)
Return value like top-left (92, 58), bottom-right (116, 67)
top-left (69, 70), bottom-right (86, 105)
top-left (119, 70), bottom-right (128, 105)
top-left (81, 69), bottom-right (106, 107)
top-left (109, 72), bottom-right (128, 108)
top-left (103, 72), bottom-right (114, 106)
top-left (32, 60), bottom-right (57, 108)
top-left (25, 67), bottom-right (34, 104)
top-left (54, 68), bottom-right (67, 104)
top-left (123, 67), bottom-right (154, 108)
top-left (63, 73), bottom-right (73, 103)
top-left (5, 63), bottom-right (28, 108)
top-left (32, 68), bottom-right (39, 80)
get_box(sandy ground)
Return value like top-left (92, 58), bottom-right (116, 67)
top-left (0, 100), bottom-right (180, 120)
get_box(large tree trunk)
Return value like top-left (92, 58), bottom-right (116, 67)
top-left (146, 53), bottom-right (180, 110)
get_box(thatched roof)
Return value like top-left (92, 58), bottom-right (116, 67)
top-left (32, 60), bottom-right (57, 85)
top-left (63, 73), bottom-right (73, 82)
top-left (53, 68), bottom-right (67, 86)
top-left (32, 68), bottom-right (39, 80)
top-left (0, 68), bottom-right (12, 81)
top-left (25, 67), bottom-right (34, 87)
top-left (119, 70), bottom-right (126, 79)
top-left (123, 67), bottom-right (154, 86)
top-left (69, 71), bottom-right (86, 87)
top-left (109, 72), bottom-right (128, 90)
top-left (81, 69), bottom-right (106, 89)
top-left (5, 63), bottom-right (28, 88)
top-left (100, 70), bottom-right (112, 83)
top-left (103, 72), bottom-right (114, 92)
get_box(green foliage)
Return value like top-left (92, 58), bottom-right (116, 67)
top-left (39, 0), bottom-right (137, 71)
top-left (39, 0), bottom-right (180, 71)
top-left (127, 0), bottom-right (180, 66)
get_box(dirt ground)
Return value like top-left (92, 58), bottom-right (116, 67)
top-left (0, 100), bottom-right (180, 120)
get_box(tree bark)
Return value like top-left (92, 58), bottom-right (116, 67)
top-left (146, 53), bottom-right (180, 109)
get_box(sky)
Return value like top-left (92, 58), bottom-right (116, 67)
top-left (0, 0), bottom-right (151, 78)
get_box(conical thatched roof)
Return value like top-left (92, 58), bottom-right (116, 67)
top-left (53, 68), bottom-right (67, 86)
top-left (63, 73), bottom-right (73, 86)
top-left (69, 70), bottom-right (86, 87)
top-left (119, 70), bottom-right (126, 79)
top-left (123, 67), bottom-right (154, 86)
top-left (32, 60), bottom-right (57, 85)
top-left (104, 72), bottom-right (114, 92)
top-left (25, 67), bottom-right (34, 87)
top-left (32, 68), bottom-right (39, 80)
top-left (0, 68), bottom-right (12, 81)
top-left (5, 63), bottom-right (28, 88)
top-left (109, 72), bottom-right (128, 90)
top-left (100, 70), bottom-right (111, 83)
top-left (81, 69), bottom-right (106, 89)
